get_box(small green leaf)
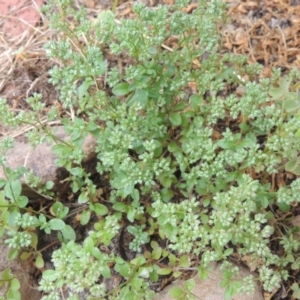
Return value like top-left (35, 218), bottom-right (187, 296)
top-left (80, 209), bottom-right (91, 225)
top-left (70, 167), bottom-right (84, 177)
top-left (45, 181), bottom-right (54, 190)
top-left (293, 289), bottom-right (300, 299)
top-left (61, 225), bottom-right (76, 241)
top-left (198, 265), bottom-right (210, 280)
top-left (169, 112), bottom-right (182, 126)
top-left (98, 8), bottom-right (114, 19)
top-left (158, 227), bottom-right (165, 239)
top-left (119, 286), bottom-right (130, 298)
top-left (260, 196), bottom-right (269, 209)
top-left (173, 271), bottom-right (183, 278)
top-left (278, 202), bottom-right (291, 212)
top-left (8, 249), bottom-right (18, 260)
top-left (131, 189), bottom-right (140, 202)
top-left (7, 288), bottom-right (21, 300)
top-left (152, 247), bottom-right (162, 260)
top-left (224, 281), bottom-right (240, 300)
top-left (127, 208), bottom-right (135, 222)
top-left (78, 192), bottom-right (89, 203)
top-left (139, 268), bottom-right (150, 279)
top-left (149, 269), bottom-right (159, 282)
top-left (163, 222), bottom-right (177, 238)
top-left (128, 89), bottom-right (148, 106)
top-left (161, 188), bottom-right (173, 202)
top-left (269, 87), bottom-right (283, 99)
top-left (4, 180), bottom-right (21, 201)
top-left (279, 77), bottom-right (290, 91)
top-left (42, 269), bottom-right (58, 281)
top-left (286, 253), bottom-right (295, 263)
top-left (92, 247), bottom-right (102, 260)
top-left (157, 267), bottom-right (173, 275)
top-left (112, 82), bottom-right (130, 96)
top-left (169, 253), bottom-right (177, 266)
top-left (0, 180), bottom-right (6, 189)
top-left (11, 180), bottom-right (22, 200)
top-left (169, 286), bottom-right (184, 298)
top-left (292, 166), bottom-right (300, 176)
top-left (131, 277), bottom-right (144, 290)
top-left (190, 94), bottom-right (203, 109)
top-left (114, 260), bottom-right (132, 278)
top-left (148, 47), bottom-right (157, 54)
top-left (292, 283), bottom-right (299, 291)
top-left (44, 227), bottom-right (51, 234)
top-left (179, 255), bottom-right (190, 268)
top-left (151, 241), bottom-right (159, 248)
top-left (174, 102), bottom-right (186, 111)
top-left (2, 268), bottom-right (13, 280)
top-left (239, 122), bottom-right (250, 132)
top-left (51, 144), bottom-right (72, 158)
top-left (184, 278), bottom-right (195, 292)
top-left (144, 251), bottom-right (152, 259)
top-left (285, 158), bottom-right (300, 173)
top-left (296, 129), bottom-right (300, 138)
top-left (16, 196), bottom-right (28, 208)
top-left (291, 261), bottom-right (300, 270)
top-left (203, 198), bottom-right (210, 207)
top-left (51, 202), bottom-right (69, 219)
top-left (78, 77), bottom-right (93, 99)
top-left (48, 219), bottom-right (65, 230)
top-left (217, 139), bottom-right (236, 150)
top-left (224, 248), bottom-right (234, 256)
top-left (127, 225), bottom-right (138, 236)
top-left (101, 264), bottom-right (111, 279)
top-left (30, 232), bottom-right (38, 249)
top-left (168, 142), bottom-right (181, 153)
top-left (164, 64), bottom-right (176, 78)
top-left (10, 278), bottom-right (20, 291)
top-left (158, 174), bottom-right (172, 189)
top-left (35, 253), bottom-right (44, 269)
top-left (130, 255), bottom-right (146, 266)
top-left (20, 252), bottom-right (31, 260)
top-left (92, 203), bottom-right (108, 216)
top-left (200, 214), bottom-right (209, 224)
top-left (7, 210), bottom-right (18, 227)
top-left (39, 213), bottom-right (46, 224)
top-left (83, 236), bottom-right (94, 253)
top-left (283, 99), bottom-right (300, 112)
top-left (113, 202), bottom-right (128, 213)
top-left (180, 112), bottom-right (189, 128)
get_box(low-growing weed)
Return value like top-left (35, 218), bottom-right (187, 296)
top-left (1, 0), bottom-right (300, 299)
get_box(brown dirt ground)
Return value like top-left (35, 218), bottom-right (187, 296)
top-left (1, 0), bottom-right (300, 299)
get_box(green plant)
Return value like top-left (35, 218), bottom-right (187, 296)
top-left (1, 0), bottom-right (300, 299)
top-left (0, 268), bottom-right (21, 300)
top-left (127, 224), bottom-right (150, 252)
top-left (38, 238), bottom-right (112, 300)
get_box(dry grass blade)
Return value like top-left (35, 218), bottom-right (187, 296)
top-left (0, 1), bottom-right (60, 143)
top-left (0, 116), bottom-right (61, 142)
top-left (0, 14), bottom-right (53, 93)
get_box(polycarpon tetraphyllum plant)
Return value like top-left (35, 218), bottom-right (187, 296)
top-left (1, 0), bottom-right (300, 299)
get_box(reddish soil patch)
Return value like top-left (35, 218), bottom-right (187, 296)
top-left (0, 0), bottom-right (44, 37)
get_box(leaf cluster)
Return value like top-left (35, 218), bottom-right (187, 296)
top-left (1, 0), bottom-right (300, 299)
